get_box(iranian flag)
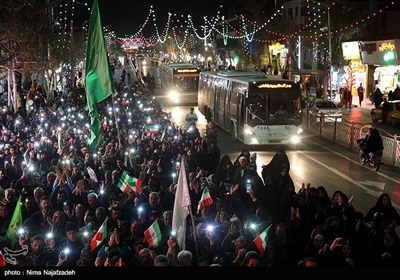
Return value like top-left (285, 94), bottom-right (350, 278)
top-left (91, 218), bottom-right (107, 252)
top-left (197, 187), bottom-right (213, 214)
top-left (118, 171), bottom-right (142, 194)
top-left (39, 107), bottom-right (46, 115)
top-left (131, 176), bottom-right (143, 194)
top-left (50, 107), bottom-right (57, 115)
top-left (0, 249), bottom-right (6, 267)
top-left (160, 128), bottom-right (166, 142)
top-left (144, 219), bottom-right (162, 249)
top-left (253, 225), bottom-right (272, 257)
top-left (57, 132), bottom-right (63, 155)
top-left (146, 125), bottom-right (159, 137)
top-left (57, 106), bottom-right (65, 116)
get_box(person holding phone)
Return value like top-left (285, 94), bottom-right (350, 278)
top-left (24, 234), bottom-right (59, 266)
top-left (246, 181), bottom-right (252, 193)
top-left (57, 222), bottom-right (84, 266)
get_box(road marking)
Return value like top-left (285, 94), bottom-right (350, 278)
top-left (298, 139), bottom-right (400, 211)
top-left (358, 180), bottom-right (385, 190)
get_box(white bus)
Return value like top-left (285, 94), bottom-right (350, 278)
top-left (161, 62), bottom-right (201, 105)
top-left (198, 70), bottom-right (303, 145)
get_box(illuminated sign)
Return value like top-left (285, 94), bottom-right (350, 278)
top-left (383, 51), bottom-right (395, 62)
top-left (360, 43), bottom-right (377, 54)
top-left (176, 69), bottom-right (198, 73)
top-left (258, 83), bottom-right (292, 89)
top-left (379, 42), bottom-right (395, 52)
top-left (359, 39), bottom-right (400, 65)
top-left (342, 42), bottom-right (361, 60)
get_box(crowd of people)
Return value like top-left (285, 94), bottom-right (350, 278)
top-left (0, 69), bottom-right (399, 270)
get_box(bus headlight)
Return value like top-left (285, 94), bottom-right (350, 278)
top-left (291, 135), bottom-right (300, 144)
top-left (244, 129), bottom-right (253, 135)
top-left (169, 91), bottom-right (179, 102)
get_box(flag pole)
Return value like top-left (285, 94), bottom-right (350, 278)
top-left (180, 158), bottom-right (199, 258)
top-left (111, 93), bottom-right (122, 148)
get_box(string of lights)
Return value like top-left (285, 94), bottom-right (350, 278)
top-left (59, 0), bottom-right (397, 60)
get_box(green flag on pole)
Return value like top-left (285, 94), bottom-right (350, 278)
top-left (6, 196), bottom-right (23, 247)
top-left (85, 0), bottom-right (115, 151)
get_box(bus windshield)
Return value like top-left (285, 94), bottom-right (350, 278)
top-left (247, 91), bottom-right (301, 126)
top-left (174, 76), bottom-right (199, 92)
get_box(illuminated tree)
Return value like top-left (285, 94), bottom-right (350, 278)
top-left (0, 0), bottom-right (63, 111)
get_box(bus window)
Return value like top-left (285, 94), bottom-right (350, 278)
top-left (273, 103), bottom-right (289, 118)
top-left (247, 93), bottom-right (269, 124)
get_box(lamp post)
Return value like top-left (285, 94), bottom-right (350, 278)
top-left (314, 1), bottom-right (332, 100)
top-left (327, 5), bottom-right (332, 100)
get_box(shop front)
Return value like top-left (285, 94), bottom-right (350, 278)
top-left (342, 41), bottom-right (368, 96)
top-left (360, 39), bottom-right (400, 94)
top-left (342, 38), bottom-right (400, 97)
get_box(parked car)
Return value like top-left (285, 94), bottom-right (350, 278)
top-left (370, 100), bottom-right (400, 126)
top-left (307, 99), bottom-right (342, 122)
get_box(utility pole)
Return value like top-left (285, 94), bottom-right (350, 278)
top-left (314, 1), bottom-right (332, 100)
top-left (70, 0), bottom-right (75, 90)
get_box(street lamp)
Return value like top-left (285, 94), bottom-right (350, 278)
top-left (314, 1), bottom-right (332, 100)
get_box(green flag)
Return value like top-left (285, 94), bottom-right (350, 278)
top-left (6, 196), bottom-right (23, 247)
top-left (85, 0), bottom-right (115, 151)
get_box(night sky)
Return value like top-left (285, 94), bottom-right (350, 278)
top-left (93, 0), bottom-right (233, 37)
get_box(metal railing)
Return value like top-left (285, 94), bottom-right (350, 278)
top-left (302, 109), bottom-right (400, 167)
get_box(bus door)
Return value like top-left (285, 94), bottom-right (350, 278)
top-left (211, 84), bottom-right (217, 123)
top-left (224, 89), bottom-right (231, 130)
top-left (214, 86), bottom-right (221, 125)
top-left (237, 93), bottom-right (245, 141)
top-left (216, 87), bottom-right (227, 129)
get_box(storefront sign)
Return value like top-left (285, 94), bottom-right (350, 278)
top-left (379, 42), bottom-right (395, 52)
top-left (359, 39), bottom-right (400, 65)
top-left (342, 41), bottom-right (361, 60)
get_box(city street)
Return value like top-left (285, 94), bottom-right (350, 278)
top-left (114, 58), bottom-right (400, 222)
